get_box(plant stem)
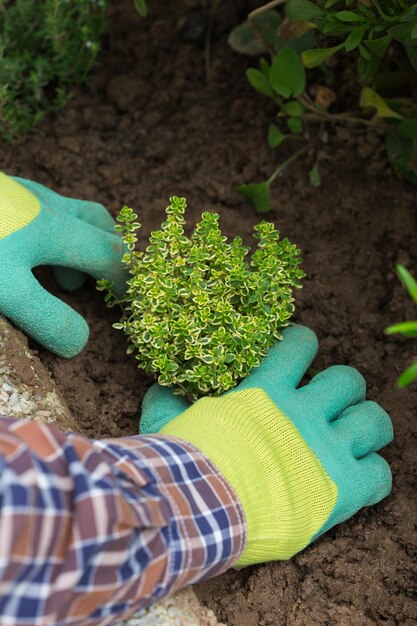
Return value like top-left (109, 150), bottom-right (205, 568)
top-left (299, 93), bottom-right (387, 128)
top-left (205, 0), bottom-right (221, 82)
top-left (267, 144), bottom-right (309, 184)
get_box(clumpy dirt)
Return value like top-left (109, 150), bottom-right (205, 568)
top-left (0, 1), bottom-right (416, 624)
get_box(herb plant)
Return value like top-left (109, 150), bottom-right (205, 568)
top-left (98, 197), bottom-right (304, 401)
top-left (385, 264), bottom-right (417, 387)
top-left (0, 0), bottom-right (107, 140)
top-left (229, 1), bottom-right (417, 212)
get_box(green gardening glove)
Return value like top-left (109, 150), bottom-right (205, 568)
top-left (0, 172), bottom-right (126, 357)
top-left (140, 325), bottom-right (393, 565)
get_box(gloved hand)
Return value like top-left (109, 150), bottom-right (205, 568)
top-left (0, 172), bottom-right (126, 357)
top-left (140, 325), bottom-right (393, 565)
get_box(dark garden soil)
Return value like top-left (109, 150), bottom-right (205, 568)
top-left (0, 1), bottom-right (416, 624)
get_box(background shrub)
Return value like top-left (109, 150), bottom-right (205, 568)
top-left (0, 0), bottom-right (107, 140)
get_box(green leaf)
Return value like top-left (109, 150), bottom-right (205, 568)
top-left (228, 23), bottom-right (265, 55)
top-left (309, 163), bottom-right (321, 187)
top-left (359, 43), bottom-right (372, 60)
top-left (236, 181), bottom-right (271, 214)
top-left (357, 53), bottom-right (383, 83)
top-left (335, 10), bottom-right (363, 22)
top-left (398, 119), bottom-right (417, 139)
top-left (259, 57), bottom-right (270, 77)
top-left (287, 117), bottom-right (303, 133)
top-left (133, 0), bottom-right (148, 17)
top-left (360, 86), bottom-right (402, 119)
top-left (228, 10), bottom-right (281, 55)
top-left (200, 354), bottom-right (214, 364)
top-left (405, 44), bottom-right (417, 72)
top-left (386, 131), bottom-right (417, 184)
top-left (270, 48), bottom-right (305, 97)
top-left (286, 0), bottom-right (326, 21)
top-left (267, 123), bottom-right (285, 148)
top-left (345, 26), bottom-right (367, 52)
top-left (398, 360), bottom-right (417, 388)
top-left (411, 22), bottom-right (417, 40)
top-left (246, 68), bottom-right (274, 98)
top-left (365, 34), bottom-right (392, 57)
top-left (283, 100), bottom-right (304, 116)
top-left (385, 321), bottom-right (417, 338)
top-left (302, 43), bottom-right (344, 68)
top-left (389, 23), bottom-right (413, 43)
top-left (397, 264), bottom-right (417, 304)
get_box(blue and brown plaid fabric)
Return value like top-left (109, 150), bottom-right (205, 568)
top-left (0, 417), bottom-right (246, 625)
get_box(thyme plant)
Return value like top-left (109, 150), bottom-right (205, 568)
top-left (98, 197), bottom-right (304, 401)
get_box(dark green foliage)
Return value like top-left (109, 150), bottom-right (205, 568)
top-left (0, 0), bottom-right (107, 140)
top-left (229, 1), bottom-right (417, 202)
top-left (286, 0), bottom-right (417, 81)
top-left (98, 198), bottom-right (304, 401)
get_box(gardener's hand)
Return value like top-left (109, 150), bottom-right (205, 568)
top-left (140, 325), bottom-right (393, 564)
top-left (0, 172), bottom-right (126, 357)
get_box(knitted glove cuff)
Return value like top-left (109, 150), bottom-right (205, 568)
top-left (162, 388), bottom-right (337, 566)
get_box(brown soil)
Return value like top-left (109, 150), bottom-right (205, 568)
top-left (1, 1), bottom-right (416, 624)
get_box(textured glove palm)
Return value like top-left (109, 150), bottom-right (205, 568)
top-left (0, 172), bottom-right (126, 357)
top-left (140, 325), bottom-right (393, 565)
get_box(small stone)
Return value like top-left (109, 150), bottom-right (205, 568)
top-left (9, 392), bottom-right (19, 406)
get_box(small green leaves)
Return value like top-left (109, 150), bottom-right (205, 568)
top-left (397, 264), bottom-right (417, 304)
top-left (100, 197), bottom-right (304, 400)
top-left (386, 130), bottom-right (417, 184)
top-left (309, 163), bottom-right (321, 187)
top-left (334, 11), bottom-right (363, 23)
top-left (228, 10), bottom-right (281, 55)
top-left (360, 86), bottom-right (402, 119)
top-left (269, 48), bottom-right (306, 97)
top-left (236, 181), bottom-right (271, 214)
top-left (246, 68), bottom-right (275, 98)
top-left (302, 42), bottom-right (344, 68)
top-left (385, 321), bottom-right (417, 338)
top-left (385, 264), bottom-right (417, 388)
top-left (287, 117), bottom-right (303, 133)
top-left (398, 362), bottom-right (417, 388)
top-left (282, 100), bottom-right (304, 117)
top-left (286, 0), bottom-right (326, 21)
top-left (345, 25), bottom-right (367, 52)
top-left (267, 123), bottom-right (285, 148)
top-left (398, 119), bottom-right (417, 139)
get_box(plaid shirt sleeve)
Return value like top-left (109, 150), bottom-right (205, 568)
top-left (0, 416), bottom-right (246, 626)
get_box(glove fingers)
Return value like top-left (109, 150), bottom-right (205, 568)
top-left (52, 267), bottom-right (87, 291)
top-left (298, 365), bottom-right (366, 421)
top-left (357, 452), bottom-right (393, 507)
top-left (140, 383), bottom-right (190, 434)
top-left (40, 214), bottom-right (127, 295)
top-left (237, 325), bottom-right (319, 395)
top-left (60, 199), bottom-right (116, 233)
top-left (333, 401), bottom-right (393, 459)
top-left (14, 177), bottom-right (116, 233)
top-left (0, 269), bottom-right (89, 357)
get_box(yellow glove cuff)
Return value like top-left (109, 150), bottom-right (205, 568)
top-left (0, 173), bottom-right (40, 239)
top-left (162, 388), bottom-right (337, 566)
